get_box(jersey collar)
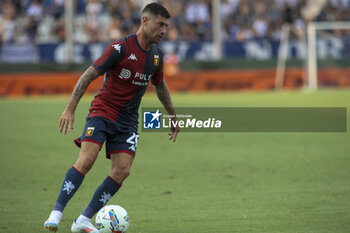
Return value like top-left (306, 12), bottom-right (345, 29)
top-left (133, 34), bottom-right (151, 54)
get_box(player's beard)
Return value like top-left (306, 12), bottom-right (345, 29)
top-left (153, 35), bottom-right (162, 43)
top-left (147, 32), bottom-right (161, 44)
top-left (152, 31), bottom-right (164, 44)
top-left (144, 24), bottom-right (163, 44)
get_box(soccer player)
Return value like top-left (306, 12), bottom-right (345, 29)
top-left (44, 3), bottom-right (179, 233)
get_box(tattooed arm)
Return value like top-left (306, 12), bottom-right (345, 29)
top-left (59, 66), bottom-right (100, 134)
top-left (155, 80), bottom-right (180, 142)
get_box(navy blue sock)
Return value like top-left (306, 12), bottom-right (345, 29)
top-left (82, 176), bottom-right (121, 219)
top-left (53, 167), bottom-right (85, 212)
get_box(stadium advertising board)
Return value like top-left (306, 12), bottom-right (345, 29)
top-left (0, 44), bottom-right (38, 63)
top-left (34, 37), bottom-right (349, 62)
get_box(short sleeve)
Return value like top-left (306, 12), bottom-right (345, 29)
top-left (151, 56), bottom-right (164, 86)
top-left (92, 42), bottom-right (126, 75)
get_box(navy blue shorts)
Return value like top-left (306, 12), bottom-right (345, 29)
top-left (74, 116), bottom-right (139, 158)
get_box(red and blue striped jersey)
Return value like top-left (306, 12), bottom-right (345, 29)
top-left (89, 34), bottom-right (164, 128)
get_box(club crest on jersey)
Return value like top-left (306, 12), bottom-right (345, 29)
top-left (154, 55), bottom-right (159, 66)
top-left (85, 127), bottom-right (95, 136)
top-left (119, 68), bottom-right (131, 79)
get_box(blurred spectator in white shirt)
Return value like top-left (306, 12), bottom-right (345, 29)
top-left (27, 0), bottom-right (43, 22)
top-left (86, 0), bottom-right (103, 42)
top-left (186, 0), bottom-right (210, 23)
top-left (221, 0), bottom-right (236, 20)
top-left (0, 2), bottom-right (16, 43)
top-left (252, 15), bottom-right (268, 38)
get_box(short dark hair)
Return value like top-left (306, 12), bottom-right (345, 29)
top-left (142, 2), bottom-right (170, 19)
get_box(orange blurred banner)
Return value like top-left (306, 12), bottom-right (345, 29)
top-left (0, 72), bottom-right (103, 96)
top-left (1, 68), bottom-right (350, 96)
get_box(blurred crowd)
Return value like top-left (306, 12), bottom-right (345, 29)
top-left (0, 0), bottom-right (349, 45)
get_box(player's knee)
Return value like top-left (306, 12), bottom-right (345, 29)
top-left (111, 166), bottom-right (130, 182)
top-left (120, 169), bottom-right (130, 180)
top-left (74, 153), bottom-right (97, 174)
top-left (118, 167), bottom-right (130, 180)
top-left (74, 161), bottom-right (92, 175)
top-left (81, 159), bottom-right (94, 172)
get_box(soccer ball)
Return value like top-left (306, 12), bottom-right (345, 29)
top-left (95, 205), bottom-right (130, 233)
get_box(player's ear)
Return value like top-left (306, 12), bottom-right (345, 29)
top-left (141, 15), bottom-right (148, 24)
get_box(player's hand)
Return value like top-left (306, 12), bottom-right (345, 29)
top-left (168, 117), bottom-right (180, 142)
top-left (59, 110), bottom-right (75, 135)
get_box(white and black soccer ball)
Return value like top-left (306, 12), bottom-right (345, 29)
top-left (95, 205), bottom-right (130, 233)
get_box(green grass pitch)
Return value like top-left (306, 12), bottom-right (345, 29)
top-left (1, 89), bottom-right (350, 233)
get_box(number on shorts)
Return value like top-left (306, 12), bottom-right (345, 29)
top-left (126, 133), bottom-right (139, 148)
